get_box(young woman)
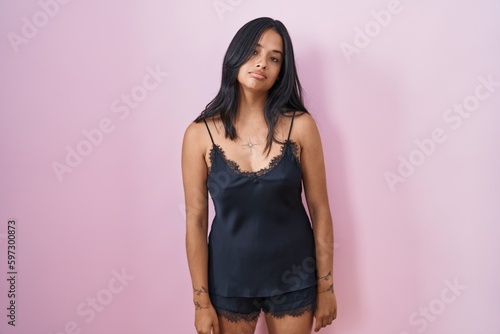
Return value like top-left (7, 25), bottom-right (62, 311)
top-left (182, 17), bottom-right (337, 334)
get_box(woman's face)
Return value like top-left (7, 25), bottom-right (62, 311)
top-left (237, 28), bottom-right (283, 93)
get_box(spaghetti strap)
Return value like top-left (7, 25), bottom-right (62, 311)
top-left (203, 119), bottom-right (215, 145)
top-left (287, 111), bottom-right (297, 141)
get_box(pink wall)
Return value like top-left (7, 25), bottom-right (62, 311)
top-left (1, 0), bottom-right (499, 333)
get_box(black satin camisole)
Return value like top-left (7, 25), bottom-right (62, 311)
top-left (204, 112), bottom-right (317, 298)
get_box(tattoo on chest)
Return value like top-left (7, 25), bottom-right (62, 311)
top-left (241, 138), bottom-right (259, 154)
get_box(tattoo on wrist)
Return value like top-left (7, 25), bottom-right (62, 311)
top-left (194, 286), bottom-right (208, 296)
top-left (193, 299), bottom-right (209, 310)
top-left (317, 271), bottom-right (332, 282)
top-left (319, 283), bottom-right (334, 294)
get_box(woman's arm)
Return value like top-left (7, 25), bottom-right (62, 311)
top-left (181, 122), bottom-right (219, 334)
top-left (295, 113), bottom-right (337, 332)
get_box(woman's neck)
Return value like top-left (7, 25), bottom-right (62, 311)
top-left (237, 87), bottom-right (268, 123)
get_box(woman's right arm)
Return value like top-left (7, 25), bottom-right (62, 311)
top-left (181, 122), bottom-right (220, 334)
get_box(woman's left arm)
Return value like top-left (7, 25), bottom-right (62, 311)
top-left (295, 112), bottom-right (337, 332)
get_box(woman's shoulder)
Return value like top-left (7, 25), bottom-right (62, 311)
top-left (183, 115), bottom-right (223, 151)
top-left (185, 115), bottom-right (220, 135)
top-left (183, 120), bottom-right (209, 152)
top-left (184, 120), bottom-right (205, 140)
top-left (281, 110), bottom-right (320, 147)
top-left (284, 110), bottom-right (317, 131)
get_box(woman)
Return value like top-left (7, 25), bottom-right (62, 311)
top-left (182, 17), bottom-right (337, 334)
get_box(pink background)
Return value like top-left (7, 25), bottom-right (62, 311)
top-left (1, 0), bottom-right (500, 333)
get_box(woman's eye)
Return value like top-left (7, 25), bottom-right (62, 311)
top-left (271, 57), bottom-right (280, 63)
top-left (252, 50), bottom-right (258, 55)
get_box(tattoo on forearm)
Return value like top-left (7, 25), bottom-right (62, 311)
top-left (193, 299), bottom-right (208, 310)
top-left (317, 271), bottom-right (332, 282)
top-left (319, 284), bottom-right (334, 294)
top-left (194, 286), bottom-right (208, 296)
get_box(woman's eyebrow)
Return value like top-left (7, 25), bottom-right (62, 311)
top-left (256, 43), bottom-right (283, 55)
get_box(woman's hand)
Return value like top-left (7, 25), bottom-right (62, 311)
top-left (313, 290), bottom-right (337, 332)
top-left (194, 304), bottom-right (220, 334)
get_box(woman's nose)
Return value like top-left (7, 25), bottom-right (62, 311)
top-left (255, 56), bottom-right (267, 69)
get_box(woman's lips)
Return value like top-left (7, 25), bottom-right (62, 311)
top-left (250, 72), bottom-right (266, 80)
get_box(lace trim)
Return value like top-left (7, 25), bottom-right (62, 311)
top-left (289, 140), bottom-right (299, 164)
top-left (264, 303), bottom-right (315, 319)
top-left (216, 308), bottom-right (260, 323)
top-left (207, 145), bottom-right (217, 175)
top-left (207, 140), bottom-right (300, 177)
top-left (215, 303), bottom-right (314, 323)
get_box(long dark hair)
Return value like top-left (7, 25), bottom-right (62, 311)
top-left (194, 17), bottom-right (308, 154)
